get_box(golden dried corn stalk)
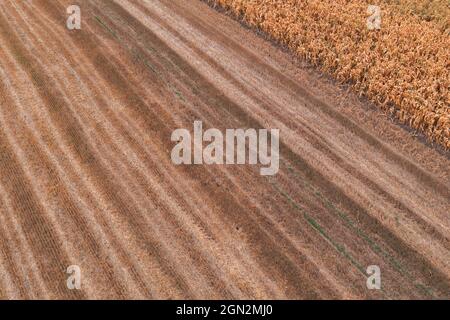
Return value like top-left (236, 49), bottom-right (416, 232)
top-left (208, 0), bottom-right (450, 149)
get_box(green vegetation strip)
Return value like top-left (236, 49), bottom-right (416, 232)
top-left (284, 163), bottom-right (435, 298)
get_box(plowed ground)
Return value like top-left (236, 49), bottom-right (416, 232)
top-left (0, 0), bottom-right (448, 299)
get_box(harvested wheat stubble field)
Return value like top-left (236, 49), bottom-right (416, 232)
top-left (0, 0), bottom-right (449, 299)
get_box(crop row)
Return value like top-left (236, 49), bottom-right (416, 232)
top-left (208, 0), bottom-right (449, 149)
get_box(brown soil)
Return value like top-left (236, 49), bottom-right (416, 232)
top-left (0, 0), bottom-right (448, 299)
